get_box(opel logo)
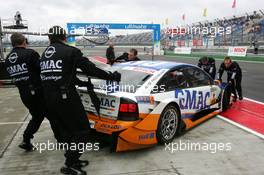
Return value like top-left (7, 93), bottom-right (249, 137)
top-left (8, 53), bottom-right (18, 63)
top-left (45, 46), bottom-right (56, 58)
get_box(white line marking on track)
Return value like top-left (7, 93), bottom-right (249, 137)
top-left (217, 115), bottom-right (264, 140)
top-left (244, 97), bottom-right (264, 105)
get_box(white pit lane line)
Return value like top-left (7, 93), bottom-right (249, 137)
top-left (216, 115), bottom-right (264, 140)
top-left (217, 96), bottom-right (264, 140)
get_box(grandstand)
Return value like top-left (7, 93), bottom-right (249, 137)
top-left (105, 10), bottom-right (264, 49)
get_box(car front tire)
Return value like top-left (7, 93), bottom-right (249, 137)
top-left (222, 84), bottom-right (231, 111)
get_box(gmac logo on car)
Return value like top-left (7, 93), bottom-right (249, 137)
top-left (175, 89), bottom-right (210, 110)
top-left (100, 98), bottom-right (115, 108)
top-left (44, 46), bottom-right (56, 58)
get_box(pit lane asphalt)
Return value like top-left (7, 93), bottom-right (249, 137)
top-left (0, 47), bottom-right (264, 174)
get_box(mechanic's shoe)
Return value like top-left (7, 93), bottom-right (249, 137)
top-left (18, 142), bottom-right (35, 151)
top-left (76, 160), bottom-right (89, 168)
top-left (239, 96), bottom-right (243, 100)
top-left (60, 165), bottom-right (87, 175)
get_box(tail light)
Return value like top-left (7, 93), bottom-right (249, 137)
top-left (118, 98), bottom-right (139, 121)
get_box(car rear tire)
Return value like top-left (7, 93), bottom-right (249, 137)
top-left (222, 84), bottom-right (231, 111)
top-left (157, 104), bottom-right (180, 144)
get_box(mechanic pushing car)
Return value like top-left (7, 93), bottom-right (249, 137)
top-left (40, 26), bottom-right (121, 175)
top-left (5, 33), bottom-right (61, 151)
top-left (115, 48), bottom-right (141, 62)
top-left (197, 56), bottom-right (216, 79)
top-left (218, 56), bottom-right (243, 102)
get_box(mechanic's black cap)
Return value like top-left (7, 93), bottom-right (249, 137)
top-left (48, 26), bottom-right (67, 43)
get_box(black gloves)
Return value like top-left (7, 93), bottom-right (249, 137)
top-left (115, 52), bottom-right (128, 62)
top-left (110, 71), bottom-right (121, 82)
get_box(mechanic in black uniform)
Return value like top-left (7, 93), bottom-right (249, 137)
top-left (115, 48), bottom-right (141, 62)
top-left (40, 26), bottom-right (121, 175)
top-left (218, 56), bottom-right (243, 102)
top-left (5, 33), bottom-right (60, 151)
top-left (197, 56), bottom-right (216, 79)
top-left (106, 42), bottom-right (115, 64)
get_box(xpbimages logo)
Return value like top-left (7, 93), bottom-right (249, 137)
top-left (32, 140), bottom-right (100, 153)
top-left (164, 140), bottom-right (232, 154)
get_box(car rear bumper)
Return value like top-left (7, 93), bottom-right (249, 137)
top-left (87, 113), bottom-right (159, 152)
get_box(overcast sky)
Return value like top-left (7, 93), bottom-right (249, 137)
top-left (0, 0), bottom-right (263, 36)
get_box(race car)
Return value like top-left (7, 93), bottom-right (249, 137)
top-left (77, 60), bottom-right (231, 152)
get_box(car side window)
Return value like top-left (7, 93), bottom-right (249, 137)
top-left (155, 69), bottom-right (188, 92)
top-left (183, 66), bottom-right (212, 87)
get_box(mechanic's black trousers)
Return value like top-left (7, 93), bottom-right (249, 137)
top-left (229, 77), bottom-right (242, 98)
top-left (43, 88), bottom-right (91, 166)
top-left (19, 87), bottom-right (61, 143)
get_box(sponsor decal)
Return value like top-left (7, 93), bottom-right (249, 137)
top-left (44, 46), bottom-right (56, 58)
top-left (175, 89), bottom-right (210, 110)
top-left (40, 75), bottom-right (62, 81)
top-left (228, 47), bottom-right (247, 57)
top-left (100, 97), bottom-right (116, 108)
top-left (136, 96), bottom-right (154, 104)
top-left (8, 53), bottom-right (18, 63)
top-left (210, 93), bottom-right (217, 105)
top-left (6, 63), bottom-right (28, 76)
top-left (139, 132), bottom-right (155, 140)
top-left (99, 123), bottom-right (122, 130)
top-left (40, 60), bottom-right (62, 73)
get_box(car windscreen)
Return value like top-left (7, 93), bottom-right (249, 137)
top-left (77, 66), bottom-right (154, 93)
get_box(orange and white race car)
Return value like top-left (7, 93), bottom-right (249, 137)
top-left (77, 60), bottom-right (231, 152)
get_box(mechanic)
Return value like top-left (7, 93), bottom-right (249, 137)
top-left (5, 33), bottom-right (61, 151)
top-left (106, 42), bottom-right (115, 64)
top-left (197, 56), bottom-right (216, 79)
top-left (115, 48), bottom-right (141, 62)
top-left (217, 56), bottom-right (243, 102)
top-left (40, 26), bottom-right (121, 175)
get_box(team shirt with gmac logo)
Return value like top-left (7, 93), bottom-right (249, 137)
top-left (40, 42), bottom-right (114, 89)
top-left (218, 61), bottom-right (242, 80)
top-left (197, 57), bottom-right (216, 76)
top-left (5, 47), bottom-right (42, 87)
top-left (40, 45), bottom-right (63, 82)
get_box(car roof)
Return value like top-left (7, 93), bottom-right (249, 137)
top-left (113, 60), bottom-right (194, 71)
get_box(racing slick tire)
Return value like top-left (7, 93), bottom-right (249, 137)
top-left (222, 84), bottom-right (231, 111)
top-left (157, 104), bottom-right (180, 144)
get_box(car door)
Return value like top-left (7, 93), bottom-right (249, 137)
top-left (181, 66), bottom-right (220, 112)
